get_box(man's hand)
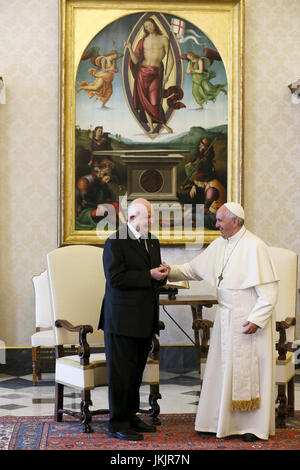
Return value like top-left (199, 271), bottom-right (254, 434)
top-left (150, 266), bottom-right (169, 281)
top-left (242, 321), bottom-right (260, 334)
top-left (123, 40), bottom-right (131, 50)
top-left (189, 185), bottom-right (196, 199)
top-left (160, 262), bottom-right (171, 276)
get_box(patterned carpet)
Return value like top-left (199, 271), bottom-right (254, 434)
top-left (1, 413), bottom-right (299, 451)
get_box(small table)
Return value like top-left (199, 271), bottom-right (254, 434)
top-left (159, 295), bottom-right (218, 375)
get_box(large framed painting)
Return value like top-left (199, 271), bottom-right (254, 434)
top-left (59, 0), bottom-right (244, 245)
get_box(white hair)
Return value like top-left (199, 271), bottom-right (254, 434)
top-left (226, 209), bottom-right (244, 226)
top-left (127, 199), bottom-right (149, 219)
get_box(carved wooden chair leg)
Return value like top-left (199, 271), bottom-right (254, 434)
top-left (55, 382), bottom-right (64, 422)
top-left (32, 346), bottom-right (39, 386)
top-left (276, 384), bottom-right (287, 428)
top-left (287, 376), bottom-right (294, 417)
top-left (80, 390), bottom-right (93, 433)
top-left (148, 383), bottom-right (161, 425)
top-left (37, 346), bottom-right (42, 380)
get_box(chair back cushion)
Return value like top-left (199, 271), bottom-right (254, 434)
top-left (32, 270), bottom-right (53, 328)
top-left (47, 245), bottom-right (105, 346)
top-left (269, 246), bottom-right (298, 342)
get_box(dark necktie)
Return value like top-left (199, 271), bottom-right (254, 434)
top-left (139, 237), bottom-right (149, 256)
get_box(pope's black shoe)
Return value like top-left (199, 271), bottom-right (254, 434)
top-left (131, 416), bottom-right (157, 433)
top-left (242, 433), bottom-right (258, 442)
top-left (108, 428), bottom-right (144, 441)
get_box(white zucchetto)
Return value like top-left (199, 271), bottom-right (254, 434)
top-left (224, 202), bottom-right (245, 220)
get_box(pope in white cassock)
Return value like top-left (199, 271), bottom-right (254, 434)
top-left (166, 202), bottom-right (279, 441)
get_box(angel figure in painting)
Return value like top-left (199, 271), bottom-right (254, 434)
top-left (124, 17), bottom-right (185, 135)
top-left (77, 50), bottom-right (120, 108)
top-left (182, 51), bottom-right (227, 109)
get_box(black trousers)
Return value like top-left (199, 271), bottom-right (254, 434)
top-left (104, 330), bottom-right (153, 432)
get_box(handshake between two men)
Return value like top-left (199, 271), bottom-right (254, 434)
top-left (150, 262), bottom-right (170, 281)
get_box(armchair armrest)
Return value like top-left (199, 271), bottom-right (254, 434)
top-left (276, 317), bottom-right (296, 360)
top-left (55, 319), bottom-right (93, 365)
top-left (149, 321), bottom-right (165, 360)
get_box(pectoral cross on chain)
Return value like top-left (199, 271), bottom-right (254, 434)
top-left (217, 272), bottom-right (223, 286)
top-left (217, 230), bottom-right (246, 287)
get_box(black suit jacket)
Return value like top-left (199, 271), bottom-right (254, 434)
top-left (99, 224), bottom-right (164, 338)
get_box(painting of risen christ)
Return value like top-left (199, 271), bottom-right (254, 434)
top-left (130, 34), bottom-right (170, 132)
top-left (123, 13), bottom-right (185, 136)
top-left (74, 11), bottom-right (228, 234)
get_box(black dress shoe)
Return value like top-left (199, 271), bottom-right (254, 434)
top-left (242, 433), bottom-right (258, 442)
top-left (131, 417), bottom-right (157, 433)
top-left (108, 429), bottom-right (144, 441)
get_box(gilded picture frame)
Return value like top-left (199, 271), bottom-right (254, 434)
top-left (59, 0), bottom-right (244, 246)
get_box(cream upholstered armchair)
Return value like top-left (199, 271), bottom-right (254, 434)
top-left (269, 246), bottom-right (298, 428)
top-left (31, 270), bottom-right (56, 385)
top-left (47, 244), bottom-right (161, 433)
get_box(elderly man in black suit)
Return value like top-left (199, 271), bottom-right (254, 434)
top-left (99, 198), bottom-right (168, 441)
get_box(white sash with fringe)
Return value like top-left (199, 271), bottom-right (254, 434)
top-left (230, 290), bottom-right (260, 411)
